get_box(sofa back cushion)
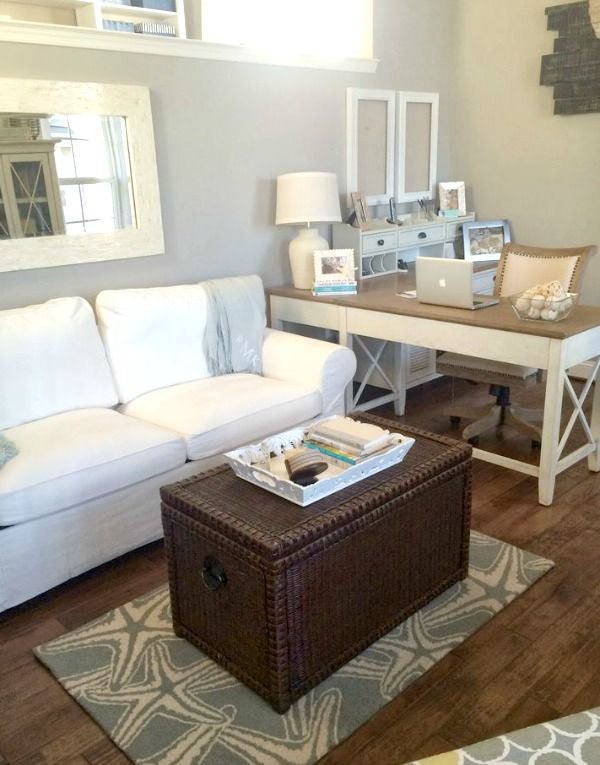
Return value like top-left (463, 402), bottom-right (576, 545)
top-left (96, 284), bottom-right (211, 403)
top-left (0, 297), bottom-right (118, 430)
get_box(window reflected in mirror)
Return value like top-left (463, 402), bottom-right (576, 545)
top-left (0, 113), bottom-right (135, 240)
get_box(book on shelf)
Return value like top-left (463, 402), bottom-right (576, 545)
top-left (103, 20), bottom-right (136, 32)
top-left (133, 22), bottom-right (176, 36)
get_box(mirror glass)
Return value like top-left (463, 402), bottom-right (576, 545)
top-left (357, 99), bottom-right (388, 198)
top-left (0, 113), bottom-right (135, 240)
top-left (404, 102), bottom-right (432, 194)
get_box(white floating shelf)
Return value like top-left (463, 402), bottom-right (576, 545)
top-left (101, 3), bottom-right (177, 19)
top-left (0, 19), bottom-right (379, 71)
top-left (12, 0), bottom-right (92, 8)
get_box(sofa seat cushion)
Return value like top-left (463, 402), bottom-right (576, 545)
top-left (120, 373), bottom-right (321, 460)
top-left (0, 409), bottom-right (187, 526)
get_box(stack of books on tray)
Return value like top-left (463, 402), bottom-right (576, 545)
top-left (304, 416), bottom-right (394, 465)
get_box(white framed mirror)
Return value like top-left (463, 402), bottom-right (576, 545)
top-left (346, 87), bottom-right (395, 207)
top-left (395, 91), bottom-right (439, 202)
top-left (0, 78), bottom-right (164, 272)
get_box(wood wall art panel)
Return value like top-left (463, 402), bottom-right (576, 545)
top-left (541, 1), bottom-right (600, 114)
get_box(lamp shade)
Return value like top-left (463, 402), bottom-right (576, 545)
top-left (276, 171), bottom-right (342, 226)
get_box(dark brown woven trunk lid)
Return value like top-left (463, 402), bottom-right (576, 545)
top-left (161, 413), bottom-right (472, 713)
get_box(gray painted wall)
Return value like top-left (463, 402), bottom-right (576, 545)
top-left (454, 0), bottom-right (600, 305)
top-left (0, 0), bottom-right (459, 309)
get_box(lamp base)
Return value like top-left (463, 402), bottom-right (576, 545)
top-left (289, 227), bottom-right (329, 289)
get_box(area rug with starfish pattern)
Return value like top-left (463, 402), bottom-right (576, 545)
top-left (35, 531), bottom-right (553, 765)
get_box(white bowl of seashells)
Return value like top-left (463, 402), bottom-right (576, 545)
top-left (510, 280), bottom-right (577, 322)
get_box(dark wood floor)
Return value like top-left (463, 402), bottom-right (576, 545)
top-left (2, 377), bottom-right (600, 765)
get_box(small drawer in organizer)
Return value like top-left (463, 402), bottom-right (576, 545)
top-left (362, 230), bottom-right (397, 254)
top-left (397, 224), bottom-right (445, 248)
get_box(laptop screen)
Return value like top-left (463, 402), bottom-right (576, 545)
top-left (415, 257), bottom-right (477, 309)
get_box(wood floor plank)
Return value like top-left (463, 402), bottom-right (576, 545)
top-left (441, 585), bottom-right (600, 744)
top-left (82, 739), bottom-right (132, 765)
top-left (11, 720), bottom-right (106, 765)
top-left (532, 629), bottom-right (600, 713)
top-left (0, 690), bottom-right (90, 762)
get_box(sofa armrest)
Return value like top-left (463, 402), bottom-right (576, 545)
top-left (261, 329), bottom-right (356, 416)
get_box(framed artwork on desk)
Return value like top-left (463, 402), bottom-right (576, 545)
top-left (350, 191), bottom-right (369, 227)
top-left (463, 219), bottom-right (511, 262)
top-left (438, 181), bottom-right (466, 217)
top-left (314, 249), bottom-right (355, 283)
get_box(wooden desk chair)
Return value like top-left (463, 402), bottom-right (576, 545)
top-left (436, 242), bottom-right (597, 444)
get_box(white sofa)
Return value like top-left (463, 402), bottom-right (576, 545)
top-left (0, 277), bottom-right (356, 612)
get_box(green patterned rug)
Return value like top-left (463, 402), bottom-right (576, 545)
top-left (35, 531), bottom-right (553, 765)
top-left (406, 707), bottom-right (600, 764)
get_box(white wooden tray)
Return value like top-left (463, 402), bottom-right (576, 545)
top-left (224, 425), bottom-right (415, 506)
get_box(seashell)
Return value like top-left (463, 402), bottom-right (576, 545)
top-left (547, 280), bottom-right (566, 297)
top-left (515, 297), bottom-right (530, 313)
top-left (531, 294), bottom-right (545, 310)
top-left (528, 306), bottom-right (541, 319)
top-left (541, 308), bottom-right (558, 321)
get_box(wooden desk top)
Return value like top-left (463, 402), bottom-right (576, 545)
top-left (268, 272), bottom-right (600, 340)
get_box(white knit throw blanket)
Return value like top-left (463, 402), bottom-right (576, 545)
top-left (202, 275), bottom-right (266, 376)
top-left (0, 433), bottom-right (18, 468)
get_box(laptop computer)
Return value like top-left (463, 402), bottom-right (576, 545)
top-left (415, 256), bottom-right (499, 310)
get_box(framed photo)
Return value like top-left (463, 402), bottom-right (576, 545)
top-left (350, 191), bottom-right (370, 227)
top-left (313, 249), bottom-right (355, 283)
top-left (463, 219), bottom-right (511, 262)
top-left (438, 181), bottom-right (466, 216)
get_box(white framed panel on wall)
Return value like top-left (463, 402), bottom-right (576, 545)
top-left (346, 88), bottom-right (395, 207)
top-left (395, 91), bottom-right (439, 203)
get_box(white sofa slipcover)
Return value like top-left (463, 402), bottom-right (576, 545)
top-left (0, 277), bottom-right (356, 612)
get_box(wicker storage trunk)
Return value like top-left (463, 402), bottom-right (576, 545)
top-left (161, 414), bottom-right (472, 713)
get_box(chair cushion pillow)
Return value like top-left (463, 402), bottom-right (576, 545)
top-left (0, 297), bottom-right (118, 430)
top-left (498, 250), bottom-right (582, 297)
top-left (120, 373), bottom-right (321, 460)
top-left (96, 285), bottom-right (211, 404)
top-left (436, 352), bottom-right (537, 380)
top-left (0, 408), bottom-right (187, 525)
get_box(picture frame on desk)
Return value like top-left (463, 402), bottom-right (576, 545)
top-left (463, 219), bottom-right (511, 262)
top-left (314, 249), bottom-right (355, 284)
top-left (350, 192), bottom-right (370, 228)
top-left (438, 181), bottom-right (466, 217)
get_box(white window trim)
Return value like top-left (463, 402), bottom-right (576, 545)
top-left (0, 21), bottom-right (379, 73)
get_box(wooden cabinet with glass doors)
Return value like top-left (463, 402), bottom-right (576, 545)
top-left (0, 140), bottom-right (65, 239)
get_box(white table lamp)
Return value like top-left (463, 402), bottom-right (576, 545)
top-left (276, 171), bottom-right (342, 289)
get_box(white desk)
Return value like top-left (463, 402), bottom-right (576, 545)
top-left (269, 274), bottom-right (600, 506)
